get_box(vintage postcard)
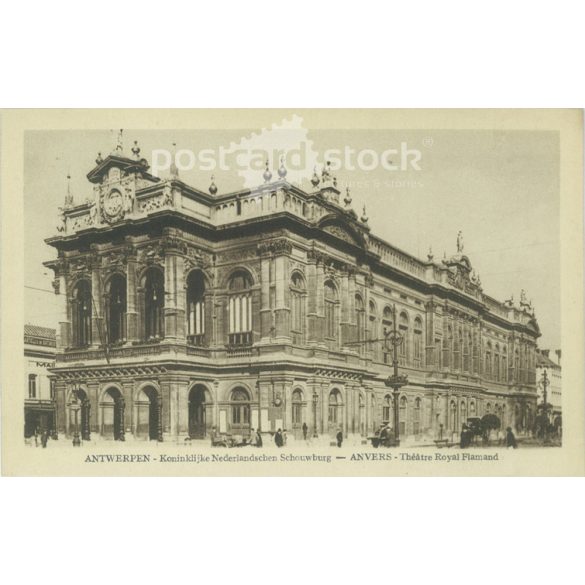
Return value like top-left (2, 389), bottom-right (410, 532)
top-left (1, 109), bottom-right (583, 476)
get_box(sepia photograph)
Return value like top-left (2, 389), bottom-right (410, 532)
top-left (2, 109), bottom-right (583, 475)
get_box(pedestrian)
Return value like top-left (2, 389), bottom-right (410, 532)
top-left (34, 427), bottom-right (39, 447)
top-left (336, 428), bottom-right (343, 448)
top-left (274, 428), bottom-right (284, 448)
top-left (255, 429), bottom-right (263, 447)
top-left (506, 426), bottom-right (517, 449)
top-left (283, 429), bottom-right (288, 446)
top-left (302, 422), bottom-right (308, 440)
top-left (249, 428), bottom-right (255, 446)
top-left (41, 430), bottom-right (48, 449)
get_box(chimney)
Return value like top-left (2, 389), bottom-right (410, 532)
top-left (555, 349), bottom-right (561, 366)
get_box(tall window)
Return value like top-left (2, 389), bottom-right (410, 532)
top-left (228, 271), bottom-right (253, 345)
top-left (413, 397), bottom-right (422, 435)
top-left (292, 389), bottom-right (303, 425)
top-left (290, 273), bottom-right (306, 345)
top-left (453, 329), bottom-right (462, 370)
top-left (230, 388), bottom-right (250, 425)
top-left (463, 332), bottom-right (471, 372)
top-left (502, 347), bottom-right (508, 382)
top-left (382, 306), bottom-right (393, 364)
top-left (28, 374), bottom-right (37, 399)
top-left (485, 342), bottom-right (492, 378)
top-left (413, 317), bottom-right (423, 367)
top-left (443, 325), bottom-right (452, 369)
top-left (398, 311), bottom-right (409, 366)
top-left (383, 394), bottom-right (392, 423)
top-left (369, 300), bottom-right (378, 360)
top-left (355, 295), bottom-right (365, 355)
top-left (324, 281), bottom-right (339, 344)
top-left (399, 396), bottom-right (407, 435)
top-left (144, 268), bottom-right (164, 339)
top-left (187, 270), bottom-right (206, 344)
top-left (106, 274), bottom-right (127, 344)
top-left (72, 280), bottom-right (92, 347)
top-left (494, 344), bottom-right (500, 381)
top-left (328, 389), bottom-right (342, 425)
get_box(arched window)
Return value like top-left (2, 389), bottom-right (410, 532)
top-left (382, 306), bottom-right (393, 364)
top-left (292, 389), bottom-right (304, 426)
top-left (460, 401), bottom-right (467, 428)
top-left (290, 273), bottom-right (306, 345)
top-left (355, 294), bottom-right (365, 355)
top-left (369, 300), bottom-right (379, 360)
top-left (228, 270), bottom-right (253, 346)
top-left (413, 317), bottom-right (423, 367)
top-left (328, 389), bottom-right (342, 426)
top-left (463, 332), bottom-right (471, 372)
top-left (106, 274), bottom-right (126, 344)
top-left (72, 280), bottom-right (92, 347)
top-left (187, 270), bottom-right (205, 345)
top-left (144, 268), bottom-right (164, 340)
top-left (324, 280), bottom-right (339, 345)
top-left (398, 311), bottom-right (409, 365)
top-left (450, 400), bottom-right (457, 432)
top-left (399, 395), bottom-right (407, 435)
top-left (413, 397), bottom-right (422, 434)
top-left (470, 400), bottom-right (476, 415)
top-left (383, 394), bottom-right (392, 423)
top-left (486, 402), bottom-right (492, 414)
top-left (514, 348), bottom-right (520, 383)
top-left (443, 324), bottom-right (452, 369)
top-left (230, 388), bottom-right (250, 428)
top-left (502, 346), bottom-right (508, 383)
top-left (473, 333), bottom-right (480, 374)
top-left (453, 329), bottom-right (461, 370)
top-left (494, 344), bottom-right (500, 381)
top-left (485, 342), bottom-right (492, 379)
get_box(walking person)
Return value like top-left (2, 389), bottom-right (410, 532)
top-left (255, 429), bottom-right (263, 447)
top-left (41, 430), bottom-right (48, 449)
top-left (274, 428), bottom-right (284, 448)
top-left (302, 422), bottom-right (308, 441)
top-left (506, 426), bottom-right (518, 449)
top-left (336, 428), bottom-right (343, 448)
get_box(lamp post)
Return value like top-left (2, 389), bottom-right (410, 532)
top-left (539, 368), bottom-right (550, 443)
top-left (312, 391), bottom-right (319, 438)
top-left (68, 388), bottom-right (81, 447)
top-left (384, 304), bottom-right (408, 446)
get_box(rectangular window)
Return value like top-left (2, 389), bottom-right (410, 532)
top-left (28, 374), bottom-right (37, 399)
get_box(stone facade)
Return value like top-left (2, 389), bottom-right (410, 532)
top-left (45, 147), bottom-right (541, 443)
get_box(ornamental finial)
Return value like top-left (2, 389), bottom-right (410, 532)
top-left (456, 230), bottom-right (464, 253)
top-left (209, 175), bottom-right (218, 195)
top-left (263, 159), bottom-right (272, 183)
top-left (278, 155), bottom-right (287, 179)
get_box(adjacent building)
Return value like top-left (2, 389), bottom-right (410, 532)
top-left (536, 348), bottom-right (562, 433)
top-left (44, 141), bottom-right (541, 444)
top-left (24, 324), bottom-right (56, 437)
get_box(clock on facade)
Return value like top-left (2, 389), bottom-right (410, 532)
top-left (102, 189), bottom-right (124, 222)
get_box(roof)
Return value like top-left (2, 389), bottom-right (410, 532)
top-left (536, 351), bottom-right (560, 369)
top-left (24, 324), bottom-right (56, 341)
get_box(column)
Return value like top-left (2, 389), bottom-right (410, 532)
top-left (90, 258), bottom-right (103, 348)
top-left (125, 247), bottom-right (139, 342)
top-left (274, 254), bottom-right (291, 340)
top-left (163, 241), bottom-right (186, 340)
top-left (306, 259), bottom-right (318, 344)
top-left (259, 255), bottom-right (272, 341)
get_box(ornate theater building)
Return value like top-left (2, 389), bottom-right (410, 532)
top-left (45, 140), bottom-right (540, 443)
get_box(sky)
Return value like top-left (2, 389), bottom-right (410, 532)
top-left (24, 117), bottom-right (560, 350)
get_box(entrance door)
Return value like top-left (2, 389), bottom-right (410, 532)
top-left (189, 385), bottom-right (209, 439)
top-left (229, 388), bottom-right (251, 438)
top-left (102, 387), bottom-right (124, 440)
top-left (136, 386), bottom-right (160, 440)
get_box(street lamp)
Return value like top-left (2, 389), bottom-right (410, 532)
top-left (312, 391), bottom-right (319, 438)
top-left (384, 304), bottom-right (408, 446)
top-left (68, 388), bottom-right (81, 447)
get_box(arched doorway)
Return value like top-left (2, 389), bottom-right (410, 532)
top-left (136, 386), bottom-right (161, 441)
top-left (67, 388), bottom-right (91, 440)
top-left (328, 388), bottom-right (343, 435)
top-left (229, 388), bottom-right (251, 437)
top-left (358, 393), bottom-right (365, 436)
top-left (101, 387), bottom-right (125, 441)
top-left (189, 385), bottom-right (211, 439)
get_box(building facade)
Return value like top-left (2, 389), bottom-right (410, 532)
top-left (536, 348), bottom-right (562, 432)
top-left (24, 324), bottom-right (56, 437)
top-left (45, 143), bottom-right (541, 443)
